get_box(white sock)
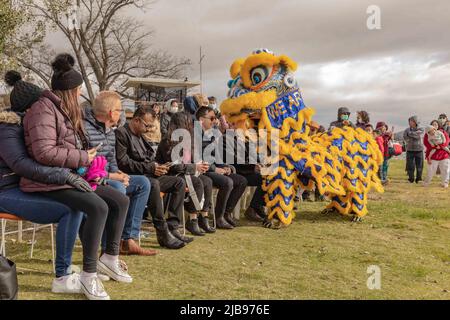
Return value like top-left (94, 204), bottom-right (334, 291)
top-left (80, 271), bottom-right (97, 283)
top-left (100, 253), bottom-right (119, 266)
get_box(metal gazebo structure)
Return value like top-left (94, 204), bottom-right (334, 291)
top-left (123, 77), bottom-right (201, 105)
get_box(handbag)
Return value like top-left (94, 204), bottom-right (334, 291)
top-left (0, 255), bottom-right (18, 300)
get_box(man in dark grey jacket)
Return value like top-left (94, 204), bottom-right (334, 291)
top-left (403, 115), bottom-right (424, 183)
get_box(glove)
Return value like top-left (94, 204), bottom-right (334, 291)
top-left (84, 156), bottom-right (108, 191)
top-left (66, 172), bottom-right (93, 192)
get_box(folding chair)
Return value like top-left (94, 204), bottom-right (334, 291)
top-left (0, 212), bottom-right (55, 273)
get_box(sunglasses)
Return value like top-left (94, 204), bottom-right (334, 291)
top-left (139, 118), bottom-right (153, 129)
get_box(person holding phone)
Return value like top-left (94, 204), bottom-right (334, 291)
top-left (115, 106), bottom-right (193, 247)
top-left (196, 106), bottom-right (248, 229)
top-left (84, 91), bottom-right (162, 255)
top-left (157, 112), bottom-right (216, 236)
top-left (21, 54), bottom-right (132, 300)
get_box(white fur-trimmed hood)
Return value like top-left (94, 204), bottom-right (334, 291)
top-left (0, 110), bottom-right (21, 125)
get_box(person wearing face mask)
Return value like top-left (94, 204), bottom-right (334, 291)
top-left (437, 114), bottom-right (450, 138)
top-left (160, 99), bottom-right (179, 138)
top-left (328, 107), bottom-right (355, 130)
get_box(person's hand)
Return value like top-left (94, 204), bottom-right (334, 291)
top-left (255, 164), bottom-right (262, 173)
top-left (66, 172), bottom-right (93, 192)
top-left (154, 163), bottom-right (169, 176)
top-left (122, 174), bottom-right (130, 187)
top-left (196, 162), bottom-right (209, 173)
top-left (215, 167), bottom-right (227, 175)
top-left (87, 148), bottom-right (97, 163)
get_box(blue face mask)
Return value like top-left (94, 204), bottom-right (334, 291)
top-left (341, 114), bottom-right (349, 121)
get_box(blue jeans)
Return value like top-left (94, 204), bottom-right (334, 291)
top-left (0, 187), bottom-right (83, 277)
top-left (106, 175), bottom-right (150, 240)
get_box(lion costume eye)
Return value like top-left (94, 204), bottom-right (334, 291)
top-left (250, 66), bottom-right (271, 86)
top-left (283, 72), bottom-right (296, 88)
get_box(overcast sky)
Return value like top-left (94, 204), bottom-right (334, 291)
top-left (47, 0), bottom-right (450, 130)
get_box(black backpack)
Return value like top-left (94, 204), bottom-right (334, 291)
top-left (0, 255), bottom-right (18, 300)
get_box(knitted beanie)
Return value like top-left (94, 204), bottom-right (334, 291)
top-left (51, 53), bottom-right (83, 91)
top-left (4, 71), bottom-right (43, 113)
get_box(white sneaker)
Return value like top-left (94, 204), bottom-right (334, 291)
top-left (98, 257), bottom-right (133, 283)
top-left (98, 272), bottom-right (111, 282)
top-left (51, 273), bottom-right (82, 294)
top-left (80, 275), bottom-right (110, 300)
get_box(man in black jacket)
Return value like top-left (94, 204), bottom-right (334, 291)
top-left (196, 106), bottom-right (248, 229)
top-left (115, 106), bottom-right (193, 246)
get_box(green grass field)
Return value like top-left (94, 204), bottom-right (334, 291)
top-left (4, 159), bottom-right (450, 300)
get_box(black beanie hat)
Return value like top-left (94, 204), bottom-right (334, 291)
top-left (51, 53), bottom-right (83, 91)
top-left (4, 71), bottom-right (43, 113)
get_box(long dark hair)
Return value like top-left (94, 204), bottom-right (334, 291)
top-left (166, 111), bottom-right (194, 150)
top-left (53, 88), bottom-right (88, 148)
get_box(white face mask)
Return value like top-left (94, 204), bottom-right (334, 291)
top-left (209, 103), bottom-right (217, 110)
top-left (168, 106), bottom-right (178, 113)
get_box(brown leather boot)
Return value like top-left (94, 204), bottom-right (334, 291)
top-left (120, 239), bottom-right (158, 256)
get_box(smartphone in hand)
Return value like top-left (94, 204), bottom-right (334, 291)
top-left (95, 142), bottom-right (104, 151)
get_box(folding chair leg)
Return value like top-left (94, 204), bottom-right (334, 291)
top-left (1, 219), bottom-right (6, 256)
top-left (50, 224), bottom-right (55, 274)
top-left (182, 207), bottom-right (186, 236)
top-left (211, 196), bottom-right (216, 229)
top-left (30, 223), bottom-right (37, 258)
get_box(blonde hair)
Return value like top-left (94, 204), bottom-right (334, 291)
top-left (93, 91), bottom-right (121, 115)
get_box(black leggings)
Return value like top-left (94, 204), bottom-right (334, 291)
top-left (43, 186), bottom-right (129, 273)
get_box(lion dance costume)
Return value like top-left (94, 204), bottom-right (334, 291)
top-left (220, 49), bottom-right (384, 228)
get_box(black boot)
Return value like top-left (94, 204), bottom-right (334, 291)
top-left (156, 227), bottom-right (185, 249)
top-left (224, 211), bottom-right (238, 227)
top-left (170, 228), bottom-right (194, 243)
top-left (186, 218), bottom-right (205, 236)
top-left (198, 215), bottom-right (216, 233)
top-left (215, 216), bottom-right (234, 229)
top-left (244, 207), bottom-right (264, 222)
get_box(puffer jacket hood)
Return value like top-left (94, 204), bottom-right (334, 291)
top-left (408, 115), bottom-right (419, 126)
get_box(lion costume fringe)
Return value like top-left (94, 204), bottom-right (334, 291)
top-left (220, 48), bottom-right (384, 228)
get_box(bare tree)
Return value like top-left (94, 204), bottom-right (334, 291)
top-left (4, 0), bottom-right (190, 102)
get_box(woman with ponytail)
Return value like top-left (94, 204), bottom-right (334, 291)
top-left (21, 54), bottom-right (132, 300)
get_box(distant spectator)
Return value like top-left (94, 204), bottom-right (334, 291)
top-left (318, 125), bottom-right (326, 133)
top-left (430, 120), bottom-right (439, 130)
top-left (183, 94), bottom-right (208, 119)
top-left (329, 107), bottom-right (356, 130)
top-left (307, 121), bottom-right (320, 136)
top-left (376, 121), bottom-right (393, 184)
top-left (423, 125), bottom-right (450, 188)
top-left (356, 110), bottom-right (370, 129)
top-left (373, 129), bottom-right (384, 156)
top-left (208, 96), bottom-right (218, 111)
top-left (437, 114), bottom-right (450, 137)
top-left (365, 124), bottom-right (374, 134)
top-left (160, 99), bottom-right (179, 138)
top-left (403, 115), bottom-right (424, 183)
